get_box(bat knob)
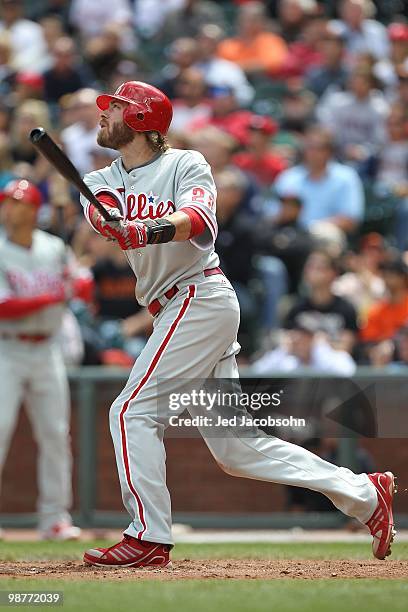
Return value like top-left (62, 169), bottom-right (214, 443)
top-left (29, 127), bottom-right (46, 144)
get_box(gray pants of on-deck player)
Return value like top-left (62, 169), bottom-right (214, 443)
top-left (0, 338), bottom-right (73, 531)
top-left (109, 272), bottom-right (377, 545)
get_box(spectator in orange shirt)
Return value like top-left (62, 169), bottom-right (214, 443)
top-left (360, 258), bottom-right (408, 343)
top-left (217, 1), bottom-right (288, 76)
top-left (233, 115), bottom-right (287, 187)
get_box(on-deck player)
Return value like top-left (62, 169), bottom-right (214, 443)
top-left (81, 82), bottom-right (396, 568)
top-left (0, 180), bottom-right (81, 540)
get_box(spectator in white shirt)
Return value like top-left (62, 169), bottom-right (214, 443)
top-left (69, 0), bottom-right (135, 52)
top-left (0, 0), bottom-right (49, 72)
top-left (330, 0), bottom-right (389, 62)
top-left (133, 0), bottom-right (185, 39)
top-left (316, 66), bottom-right (389, 164)
top-left (195, 24), bottom-right (254, 108)
top-left (251, 319), bottom-right (356, 376)
top-left (375, 102), bottom-right (408, 193)
top-left (60, 89), bottom-right (116, 176)
top-left (374, 102), bottom-right (408, 251)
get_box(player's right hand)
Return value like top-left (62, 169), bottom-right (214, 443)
top-left (89, 204), bottom-right (148, 250)
top-left (102, 220), bottom-right (148, 250)
top-left (88, 203), bottom-right (122, 235)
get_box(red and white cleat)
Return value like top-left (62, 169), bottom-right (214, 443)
top-left (83, 534), bottom-right (171, 568)
top-left (366, 471), bottom-right (397, 560)
top-left (41, 522), bottom-right (81, 541)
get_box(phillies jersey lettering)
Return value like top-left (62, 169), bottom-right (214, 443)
top-left (117, 190), bottom-right (176, 221)
top-left (0, 230), bottom-right (67, 335)
top-left (81, 148), bottom-right (219, 306)
top-left (7, 269), bottom-right (64, 296)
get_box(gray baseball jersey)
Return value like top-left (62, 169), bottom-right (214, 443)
top-left (0, 229), bottom-right (75, 531)
top-left (80, 146), bottom-right (377, 546)
top-left (0, 230), bottom-right (67, 335)
top-left (80, 148), bottom-right (219, 306)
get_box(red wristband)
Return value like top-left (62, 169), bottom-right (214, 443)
top-left (182, 207), bottom-right (207, 238)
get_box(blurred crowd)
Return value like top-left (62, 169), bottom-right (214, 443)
top-left (0, 0), bottom-right (407, 371)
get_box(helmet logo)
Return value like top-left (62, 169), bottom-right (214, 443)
top-left (142, 95), bottom-right (163, 113)
top-left (143, 97), bottom-right (152, 112)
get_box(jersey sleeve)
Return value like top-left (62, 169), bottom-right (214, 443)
top-left (79, 170), bottom-right (125, 230)
top-left (175, 151), bottom-right (218, 250)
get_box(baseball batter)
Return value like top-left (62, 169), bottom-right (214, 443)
top-left (0, 180), bottom-right (81, 540)
top-left (82, 82), bottom-right (396, 568)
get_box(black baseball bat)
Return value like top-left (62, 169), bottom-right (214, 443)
top-left (29, 127), bottom-right (119, 222)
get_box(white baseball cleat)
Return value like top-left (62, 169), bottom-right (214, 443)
top-left (40, 522), bottom-right (81, 541)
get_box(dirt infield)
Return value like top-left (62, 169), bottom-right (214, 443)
top-left (1, 559), bottom-right (407, 580)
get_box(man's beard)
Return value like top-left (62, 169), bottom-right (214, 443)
top-left (97, 122), bottom-right (135, 150)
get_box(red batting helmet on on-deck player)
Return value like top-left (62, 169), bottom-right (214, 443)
top-left (0, 179), bottom-right (42, 208)
top-left (96, 81), bottom-right (173, 136)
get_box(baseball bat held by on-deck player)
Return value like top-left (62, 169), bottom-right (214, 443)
top-left (29, 127), bottom-right (120, 222)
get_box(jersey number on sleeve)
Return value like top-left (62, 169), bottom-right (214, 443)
top-left (192, 187), bottom-right (205, 203)
top-left (191, 187), bottom-right (215, 211)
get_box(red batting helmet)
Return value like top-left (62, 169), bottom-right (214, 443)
top-left (1, 179), bottom-right (42, 208)
top-left (96, 81), bottom-right (173, 136)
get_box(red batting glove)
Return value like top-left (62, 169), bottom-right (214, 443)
top-left (102, 220), bottom-right (148, 250)
top-left (89, 204), bottom-right (148, 250)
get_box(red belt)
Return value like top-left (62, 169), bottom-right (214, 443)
top-left (148, 267), bottom-right (224, 317)
top-left (0, 333), bottom-right (50, 343)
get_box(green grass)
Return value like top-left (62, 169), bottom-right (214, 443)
top-left (1, 540), bottom-right (408, 561)
top-left (1, 542), bottom-right (407, 612)
top-left (0, 579), bottom-right (407, 612)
